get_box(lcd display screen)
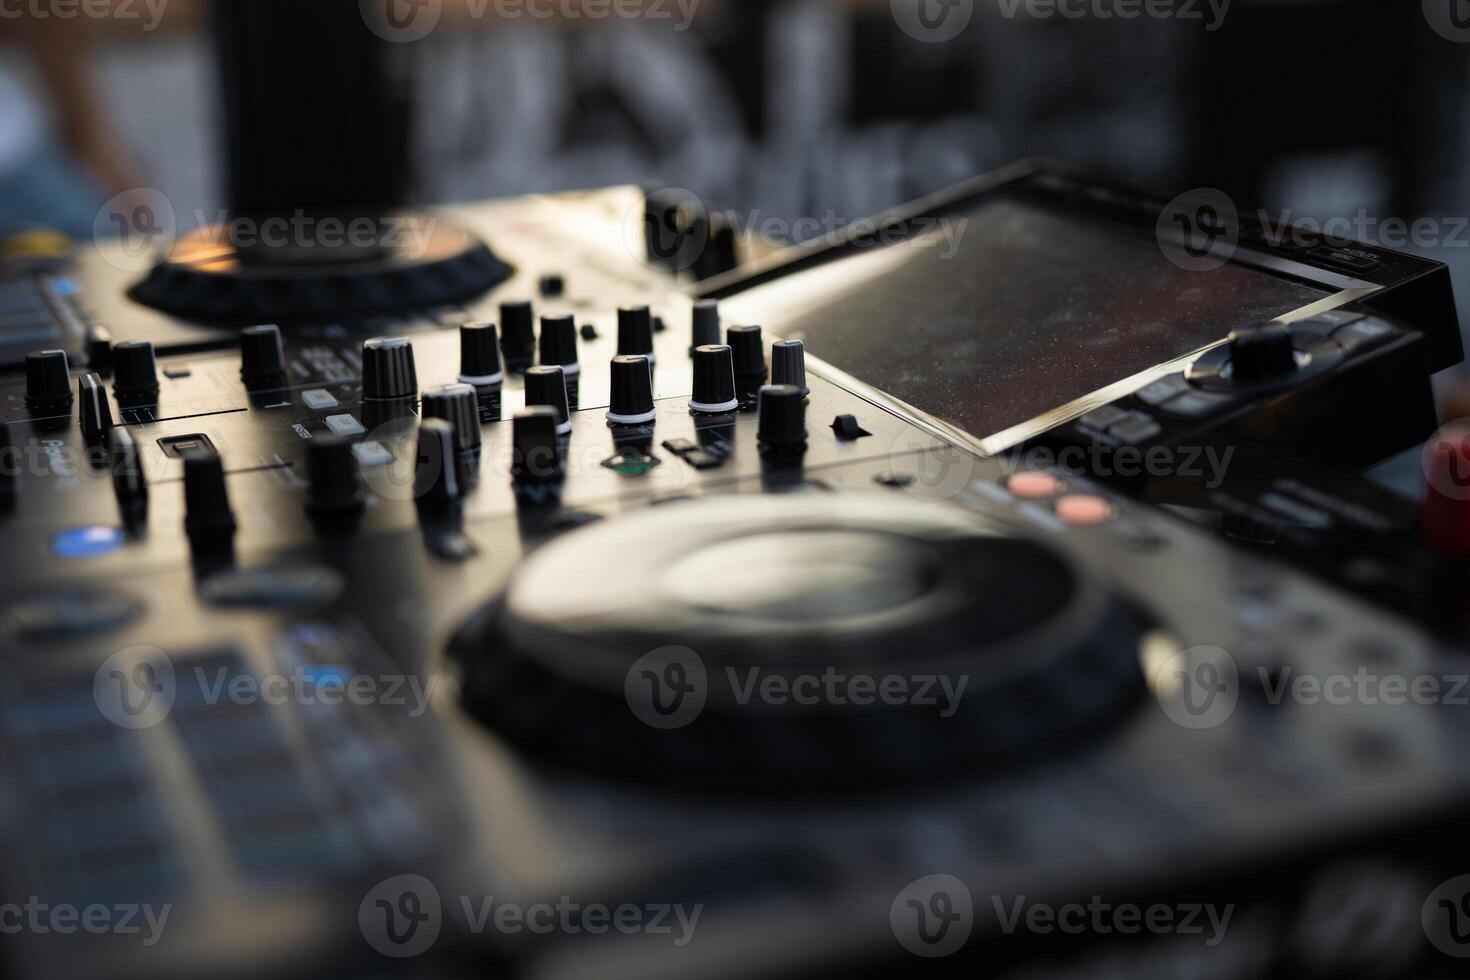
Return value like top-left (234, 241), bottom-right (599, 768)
top-left (726, 197), bottom-right (1333, 446)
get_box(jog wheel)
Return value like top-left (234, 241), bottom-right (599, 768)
top-left (453, 494), bottom-right (1147, 788)
top-left (128, 215), bottom-right (510, 325)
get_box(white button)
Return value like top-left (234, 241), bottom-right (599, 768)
top-left (352, 441), bottom-right (393, 466)
top-left (302, 388), bottom-right (339, 410)
top-left (325, 414), bottom-right (365, 436)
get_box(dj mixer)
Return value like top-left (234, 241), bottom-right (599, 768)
top-left (2, 161), bottom-right (1470, 979)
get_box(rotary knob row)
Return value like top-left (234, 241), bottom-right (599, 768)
top-left (25, 343), bottom-right (160, 409)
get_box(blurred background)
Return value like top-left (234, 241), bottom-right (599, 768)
top-left (0, 0), bottom-right (1467, 329)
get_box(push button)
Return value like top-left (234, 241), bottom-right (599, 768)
top-left (1331, 318), bottom-right (1397, 353)
top-left (1134, 375), bottom-right (1191, 408)
top-left (1108, 413), bottom-right (1163, 445)
top-left (302, 389), bottom-right (339, 411)
top-left (1056, 494), bottom-right (1117, 527)
top-left (1006, 472), bottom-right (1063, 499)
top-left (1157, 390), bottom-right (1234, 418)
top-left (325, 414), bottom-right (366, 437)
top-left (1079, 405), bottom-right (1129, 432)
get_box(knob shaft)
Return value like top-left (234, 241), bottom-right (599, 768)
top-left (607, 355), bottom-right (656, 425)
top-left (112, 341), bottom-right (159, 402)
top-left (727, 325), bottom-right (767, 382)
top-left (690, 344), bottom-right (739, 414)
top-left (109, 427), bottom-right (147, 527)
top-left (757, 384), bottom-right (808, 452)
top-left (240, 325), bottom-right (287, 389)
top-left (183, 451), bottom-right (236, 548)
top-left (771, 340), bottom-right (809, 397)
top-left (78, 374), bottom-right (114, 440)
top-left (421, 383), bottom-right (483, 451)
top-left (362, 337), bottom-right (418, 400)
top-left (26, 350), bottom-right (73, 407)
top-left (617, 306), bottom-right (655, 363)
top-left (500, 301), bottom-right (536, 371)
top-left (524, 366), bottom-right (573, 434)
top-left (512, 407), bottom-right (565, 490)
top-left (1229, 324), bottom-right (1298, 382)
top-left (539, 314), bottom-right (580, 375)
top-left (691, 300), bottom-right (720, 354)
top-left (458, 320), bottom-right (504, 386)
top-left (306, 435), bottom-right (364, 519)
top-left (414, 418), bottom-right (463, 508)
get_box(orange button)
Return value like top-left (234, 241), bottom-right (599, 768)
top-left (1007, 472), bottom-right (1062, 499)
top-left (1055, 494), bottom-right (1116, 527)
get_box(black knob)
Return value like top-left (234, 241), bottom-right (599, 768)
top-left (183, 450), bottom-right (236, 548)
top-left (524, 366), bottom-right (572, 434)
top-left (112, 341), bottom-right (159, 402)
top-left (607, 355), bottom-right (656, 425)
top-left (26, 350), bottom-right (73, 407)
top-left (362, 337), bottom-right (418, 400)
top-left (771, 340), bottom-right (809, 397)
top-left (1229, 324), bottom-right (1298, 382)
top-left (512, 407), bottom-right (565, 489)
top-left (414, 418), bottom-right (463, 508)
top-left (86, 324), bottom-right (113, 372)
top-left (459, 321), bottom-right (504, 387)
top-left (727, 325), bottom-right (767, 382)
top-left (109, 427), bottom-right (147, 528)
top-left (691, 300), bottom-right (721, 354)
top-left (690, 344), bottom-right (739, 414)
top-left (306, 434), bottom-right (364, 520)
top-left (240, 325), bottom-right (287, 389)
top-left (421, 383), bottom-right (483, 451)
top-left (757, 384), bottom-right (807, 452)
top-left (78, 374), bottom-right (114, 440)
top-left (539, 314), bottom-right (580, 375)
top-left (500, 300), bottom-right (536, 371)
top-left (617, 305), bottom-right (655, 363)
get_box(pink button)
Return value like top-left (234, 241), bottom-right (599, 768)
top-left (1007, 472), bottom-right (1062, 499)
top-left (1055, 494), bottom-right (1117, 527)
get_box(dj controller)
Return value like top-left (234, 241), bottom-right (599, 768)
top-left (3, 158), bottom-right (1470, 980)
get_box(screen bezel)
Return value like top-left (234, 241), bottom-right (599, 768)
top-left (706, 160), bottom-right (1387, 456)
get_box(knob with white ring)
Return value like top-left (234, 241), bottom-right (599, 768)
top-left (689, 344), bottom-right (739, 414)
top-left (606, 355), bottom-right (657, 426)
